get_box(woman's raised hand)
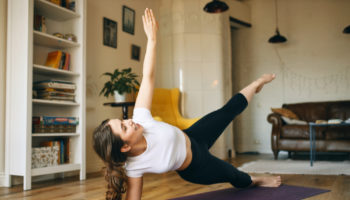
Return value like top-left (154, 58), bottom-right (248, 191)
top-left (142, 8), bottom-right (158, 42)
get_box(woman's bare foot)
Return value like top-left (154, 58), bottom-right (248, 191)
top-left (251, 175), bottom-right (282, 187)
top-left (255, 74), bottom-right (276, 93)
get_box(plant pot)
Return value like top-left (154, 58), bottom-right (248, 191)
top-left (114, 91), bottom-right (126, 102)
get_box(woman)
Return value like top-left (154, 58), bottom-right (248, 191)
top-left (93, 8), bottom-right (281, 200)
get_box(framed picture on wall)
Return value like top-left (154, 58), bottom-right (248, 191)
top-left (122, 6), bottom-right (135, 35)
top-left (131, 44), bottom-right (141, 61)
top-left (103, 17), bottom-right (117, 48)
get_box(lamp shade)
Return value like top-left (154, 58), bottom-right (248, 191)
top-left (268, 28), bottom-right (287, 43)
top-left (203, 0), bottom-right (229, 13)
top-left (343, 25), bottom-right (350, 34)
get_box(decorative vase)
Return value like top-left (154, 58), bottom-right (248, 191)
top-left (114, 91), bottom-right (126, 102)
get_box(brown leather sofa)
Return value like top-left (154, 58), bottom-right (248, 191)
top-left (267, 101), bottom-right (350, 160)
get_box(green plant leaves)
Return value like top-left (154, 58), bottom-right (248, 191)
top-left (99, 67), bottom-right (140, 98)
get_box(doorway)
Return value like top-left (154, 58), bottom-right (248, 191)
top-left (230, 17), bottom-right (251, 154)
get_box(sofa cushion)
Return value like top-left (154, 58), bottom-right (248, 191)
top-left (328, 102), bottom-right (350, 120)
top-left (281, 116), bottom-right (307, 125)
top-left (283, 103), bottom-right (328, 122)
top-left (281, 125), bottom-right (325, 139)
top-left (271, 108), bottom-right (299, 119)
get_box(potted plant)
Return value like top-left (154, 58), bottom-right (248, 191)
top-left (100, 68), bottom-right (140, 102)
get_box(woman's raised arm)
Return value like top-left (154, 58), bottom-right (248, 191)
top-left (135, 8), bottom-right (158, 110)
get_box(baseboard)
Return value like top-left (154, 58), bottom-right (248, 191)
top-left (235, 145), bottom-right (289, 155)
top-left (11, 171), bottom-right (79, 186)
top-left (0, 172), bottom-right (5, 187)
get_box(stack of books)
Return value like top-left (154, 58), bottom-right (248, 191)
top-left (32, 116), bottom-right (79, 133)
top-left (33, 80), bottom-right (76, 101)
top-left (45, 50), bottom-right (71, 71)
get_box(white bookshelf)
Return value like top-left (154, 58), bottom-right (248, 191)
top-left (31, 163), bottom-right (81, 176)
top-left (32, 133), bottom-right (80, 137)
top-left (34, 64), bottom-right (80, 76)
top-left (33, 98), bottom-right (80, 106)
top-left (34, 31), bottom-right (80, 48)
top-left (5, 0), bottom-right (86, 190)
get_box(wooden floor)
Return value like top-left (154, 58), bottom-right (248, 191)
top-left (1, 153), bottom-right (349, 200)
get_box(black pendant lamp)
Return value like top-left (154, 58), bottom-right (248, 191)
top-left (268, 0), bottom-right (287, 43)
top-left (343, 25), bottom-right (350, 34)
top-left (204, 0), bottom-right (229, 13)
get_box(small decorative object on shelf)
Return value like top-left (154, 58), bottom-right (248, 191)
top-left (100, 68), bottom-right (140, 102)
top-left (32, 146), bottom-right (59, 168)
top-left (53, 32), bottom-right (64, 39)
top-left (68, 0), bottom-right (76, 11)
top-left (64, 33), bottom-right (77, 42)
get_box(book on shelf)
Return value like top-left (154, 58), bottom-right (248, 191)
top-left (33, 80), bottom-right (76, 102)
top-left (34, 14), bottom-right (47, 33)
top-left (45, 51), bottom-right (71, 70)
top-left (33, 116), bottom-right (79, 126)
top-left (49, 0), bottom-right (61, 6)
top-left (36, 88), bottom-right (75, 93)
top-left (36, 91), bottom-right (75, 101)
top-left (40, 138), bottom-right (70, 164)
top-left (38, 95), bottom-right (75, 101)
top-left (45, 51), bottom-right (62, 69)
top-left (63, 53), bottom-right (70, 70)
top-left (33, 80), bottom-right (76, 90)
top-left (32, 116), bottom-right (78, 133)
top-left (36, 90), bottom-right (76, 97)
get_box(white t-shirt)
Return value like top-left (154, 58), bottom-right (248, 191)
top-left (125, 107), bottom-right (187, 177)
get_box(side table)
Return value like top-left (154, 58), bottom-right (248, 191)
top-left (104, 102), bottom-right (135, 119)
top-left (309, 122), bottom-right (350, 166)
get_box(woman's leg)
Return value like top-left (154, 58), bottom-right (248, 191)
top-left (177, 141), bottom-right (281, 188)
top-left (240, 74), bottom-right (276, 103)
top-left (183, 74), bottom-right (276, 149)
top-left (183, 93), bottom-right (247, 149)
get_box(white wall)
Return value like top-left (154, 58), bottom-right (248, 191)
top-left (232, 0), bottom-right (350, 153)
top-left (156, 0), bottom-right (250, 159)
top-left (85, 0), bottom-right (159, 173)
top-left (0, 0), bottom-right (7, 186)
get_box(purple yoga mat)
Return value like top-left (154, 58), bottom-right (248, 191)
top-left (169, 185), bottom-right (329, 200)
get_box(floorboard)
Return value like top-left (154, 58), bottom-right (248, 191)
top-left (1, 153), bottom-right (349, 200)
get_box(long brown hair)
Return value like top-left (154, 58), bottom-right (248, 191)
top-left (93, 119), bottom-right (128, 200)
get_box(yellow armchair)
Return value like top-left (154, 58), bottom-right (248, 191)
top-left (151, 88), bottom-right (199, 130)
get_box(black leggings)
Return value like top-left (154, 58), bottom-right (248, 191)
top-left (177, 93), bottom-right (252, 188)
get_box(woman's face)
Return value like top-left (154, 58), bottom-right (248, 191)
top-left (108, 118), bottom-right (144, 148)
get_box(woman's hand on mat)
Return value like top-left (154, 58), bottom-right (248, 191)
top-left (142, 8), bottom-right (158, 42)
